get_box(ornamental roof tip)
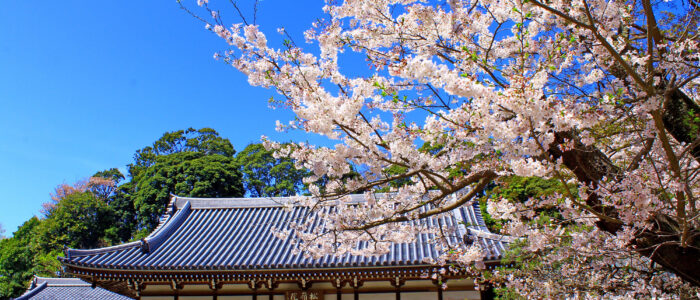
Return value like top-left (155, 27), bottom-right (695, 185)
top-left (61, 193), bottom-right (510, 272)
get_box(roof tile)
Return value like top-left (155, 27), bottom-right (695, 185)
top-left (15, 277), bottom-right (132, 300)
top-left (62, 195), bottom-right (509, 270)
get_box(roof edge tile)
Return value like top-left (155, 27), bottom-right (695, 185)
top-left (63, 241), bottom-right (141, 259)
top-left (173, 194), bottom-right (372, 209)
top-left (14, 282), bottom-right (47, 300)
top-left (142, 201), bottom-right (191, 253)
top-left (64, 201), bottom-right (192, 258)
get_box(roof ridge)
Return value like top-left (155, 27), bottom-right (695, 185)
top-left (170, 192), bottom-right (451, 209)
top-left (14, 282), bottom-right (47, 300)
top-left (466, 228), bottom-right (519, 243)
top-left (172, 194), bottom-right (378, 209)
top-left (33, 276), bottom-right (85, 282)
top-left (140, 201), bottom-right (192, 253)
top-left (62, 202), bottom-right (192, 258)
top-left (145, 194), bottom-right (180, 237)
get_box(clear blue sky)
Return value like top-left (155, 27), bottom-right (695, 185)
top-left (0, 0), bottom-right (328, 235)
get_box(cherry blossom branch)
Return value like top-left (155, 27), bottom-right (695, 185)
top-left (339, 170), bottom-right (496, 231)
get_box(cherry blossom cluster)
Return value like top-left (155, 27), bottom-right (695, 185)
top-left (184, 0), bottom-right (699, 297)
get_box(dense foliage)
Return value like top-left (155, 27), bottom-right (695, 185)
top-left (183, 0), bottom-right (700, 297)
top-left (131, 151), bottom-right (244, 231)
top-left (0, 191), bottom-right (116, 299)
top-left (235, 143), bottom-right (308, 197)
top-left (0, 218), bottom-right (41, 298)
top-left (107, 128), bottom-right (245, 239)
top-left (0, 128), bottom-right (290, 298)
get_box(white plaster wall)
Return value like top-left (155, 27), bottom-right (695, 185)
top-left (444, 291), bottom-right (481, 300)
top-left (219, 295), bottom-right (309, 300)
top-left (359, 292), bottom-right (402, 300)
top-left (218, 296), bottom-right (255, 300)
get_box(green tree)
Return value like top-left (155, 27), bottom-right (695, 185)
top-left (93, 168), bottom-right (126, 184)
top-left (36, 191), bottom-right (115, 250)
top-left (0, 188), bottom-right (118, 298)
top-left (129, 127), bottom-right (234, 176)
top-left (106, 182), bottom-right (138, 243)
top-left (113, 128), bottom-right (243, 237)
top-left (131, 151), bottom-right (244, 231)
top-left (235, 143), bottom-right (308, 197)
top-left (0, 217), bottom-right (41, 299)
top-left (480, 176), bottom-right (563, 233)
top-left (0, 129), bottom-right (243, 297)
top-left (90, 168), bottom-right (125, 201)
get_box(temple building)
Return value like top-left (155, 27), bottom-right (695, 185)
top-left (60, 195), bottom-right (509, 300)
top-left (15, 276), bottom-right (132, 300)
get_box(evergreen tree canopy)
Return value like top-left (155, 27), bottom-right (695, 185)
top-left (235, 143), bottom-right (307, 197)
top-left (0, 217), bottom-right (41, 298)
top-left (115, 128), bottom-right (244, 237)
top-left (129, 127), bottom-right (235, 176)
top-left (36, 191), bottom-right (115, 250)
top-left (132, 151), bottom-right (244, 230)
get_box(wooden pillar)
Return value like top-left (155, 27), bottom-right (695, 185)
top-left (432, 276), bottom-right (445, 300)
top-left (390, 277), bottom-right (405, 300)
top-left (349, 277), bottom-right (362, 300)
top-left (171, 280), bottom-right (183, 300)
top-left (248, 280), bottom-right (259, 300)
top-left (209, 279), bottom-right (222, 300)
top-left (332, 278), bottom-right (345, 300)
top-left (128, 279), bottom-right (143, 300)
top-left (265, 278), bottom-right (277, 300)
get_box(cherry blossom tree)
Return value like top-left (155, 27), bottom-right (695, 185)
top-left (181, 0), bottom-right (699, 297)
top-left (41, 177), bottom-right (117, 215)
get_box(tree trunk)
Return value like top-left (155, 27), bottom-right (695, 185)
top-left (662, 88), bottom-right (700, 161)
top-left (547, 89), bottom-right (700, 286)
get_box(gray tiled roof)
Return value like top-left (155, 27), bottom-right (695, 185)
top-left (61, 194), bottom-right (508, 271)
top-left (14, 277), bottom-right (132, 300)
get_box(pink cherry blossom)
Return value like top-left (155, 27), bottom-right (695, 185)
top-left (181, 0), bottom-right (700, 297)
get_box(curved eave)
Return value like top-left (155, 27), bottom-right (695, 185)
top-left (63, 259), bottom-right (505, 278)
top-left (60, 252), bottom-right (505, 272)
top-left (61, 260), bottom-right (456, 271)
top-left (63, 201), bottom-right (191, 260)
top-left (60, 195), bottom-right (509, 273)
top-left (63, 261), bottom-right (504, 283)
